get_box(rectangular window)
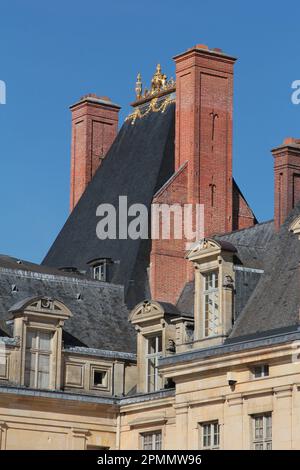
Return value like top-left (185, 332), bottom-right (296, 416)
top-left (253, 364), bottom-right (269, 378)
top-left (203, 271), bottom-right (219, 337)
top-left (93, 262), bottom-right (107, 281)
top-left (141, 431), bottom-right (162, 450)
top-left (252, 413), bottom-right (272, 450)
top-left (146, 334), bottom-right (162, 392)
top-left (201, 421), bottom-right (220, 449)
top-left (25, 329), bottom-right (53, 389)
top-left (93, 370), bottom-right (108, 388)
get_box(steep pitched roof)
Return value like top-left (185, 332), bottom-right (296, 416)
top-left (216, 220), bottom-right (274, 269)
top-left (229, 204), bottom-right (300, 339)
top-left (43, 101), bottom-right (175, 307)
top-left (0, 255), bottom-right (135, 352)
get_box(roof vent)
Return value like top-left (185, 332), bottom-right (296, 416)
top-left (76, 293), bottom-right (82, 301)
top-left (59, 266), bottom-right (80, 274)
top-left (16, 260), bottom-right (22, 265)
top-left (11, 284), bottom-right (18, 293)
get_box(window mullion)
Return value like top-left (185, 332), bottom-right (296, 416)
top-left (35, 351), bottom-right (39, 388)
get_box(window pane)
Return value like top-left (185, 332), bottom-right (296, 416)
top-left (146, 334), bottom-right (162, 392)
top-left (26, 330), bottom-right (37, 349)
top-left (255, 416), bottom-right (263, 439)
top-left (265, 415), bottom-right (272, 439)
top-left (39, 331), bottom-right (52, 351)
top-left (147, 358), bottom-right (156, 392)
top-left (203, 272), bottom-right (219, 337)
top-left (142, 432), bottom-right (161, 450)
top-left (143, 434), bottom-right (152, 450)
top-left (148, 336), bottom-right (156, 355)
top-left (155, 432), bottom-right (162, 450)
top-left (37, 354), bottom-right (50, 389)
top-left (213, 423), bottom-right (220, 446)
top-left (24, 352), bottom-right (36, 387)
top-left (157, 335), bottom-right (162, 353)
top-left (202, 424), bottom-right (211, 448)
top-left (254, 366), bottom-right (261, 378)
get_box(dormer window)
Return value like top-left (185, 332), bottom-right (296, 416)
top-left (88, 258), bottom-right (111, 282)
top-left (8, 296), bottom-right (72, 391)
top-left (129, 300), bottom-right (177, 394)
top-left (93, 262), bottom-right (107, 281)
top-left (203, 271), bottom-right (219, 337)
top-left (25, 329), bottom-right (53, 389)
top-left (186, 238), bottom-right (236, 347)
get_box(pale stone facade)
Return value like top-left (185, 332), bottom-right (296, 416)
top-left (1, 216), bottom-right (300, 450)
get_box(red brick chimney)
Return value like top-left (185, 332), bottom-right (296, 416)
top-left (174, 44), bottom-right (236, 234)
top-left (70, 94), bottom-right (120, 211)
top-left (272, 137), bottom-right (300, 230)
top-left (150, 45), bottom-right (237, 303)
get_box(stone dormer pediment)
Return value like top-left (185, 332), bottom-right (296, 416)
top-left (186, 238), bottom-right (236, 263)
top-left (8, 296), bottom-right (72, 322)
top-left (129, 300), bottom-right (165, 326)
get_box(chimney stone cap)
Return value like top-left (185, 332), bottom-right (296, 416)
top-left (283, 137), bottom-right (300, 146)
top-left (272, 137), bottom-right (300, 153)
top-left (173, 43), bottom-right (236, 62)
top-left (70, 94), bottom-right (121, 110)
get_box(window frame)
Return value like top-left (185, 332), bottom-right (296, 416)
top-left (90, 364), bottom-right (111, 392)
top-left (252, 364), bottom-right (269, 379)
top-left (252, 413), bottom-right (272, 450)
top-left (145, 333), bottom-right (163, 393)
top-left (92, 369), bottom-right (108, 388)
top-left (93, 261), bottom-right (107, 282)
top-left (200, 420), bottom-right (220, 450)
top-left (202, 270), bottom-right (220, 338)
top-left (24, 328), bottom-right (54, 390)
top-left (141, 431), bottom-right (162, 450)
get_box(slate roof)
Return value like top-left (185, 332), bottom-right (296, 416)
top-left (0, 255), bottom-right (135, 352)
top-left (43, 100), bottom-right (175, 308)
top-left (176, 281), bottom-right (194, 317)
top-left (229, 203), bottom-right (300, 338)
top-left (216, 219), bottom-right (274, 269)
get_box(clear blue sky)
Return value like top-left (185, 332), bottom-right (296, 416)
top-left (1, 0), bottom-right (300, 263)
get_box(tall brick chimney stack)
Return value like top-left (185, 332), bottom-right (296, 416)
top-left (69, 94), bottom-right (120, 211)
top-left (174, 44), bottom-right (236, 235)
top-left (272, 137), bottom-right (300, 230)
top-left (150, 44), bottom-right (237, 304)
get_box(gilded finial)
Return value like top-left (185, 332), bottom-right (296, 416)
top-left (135, 72), bottom-right (142, 99)
top-left (151, 63), bottom-right (167, 94)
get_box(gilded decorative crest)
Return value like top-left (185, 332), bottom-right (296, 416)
top-left (134, 64), bottom-right (175, 101)
top-left (151, 64), bottom-right (167, 93)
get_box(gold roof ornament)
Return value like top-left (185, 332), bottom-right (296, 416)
top-left (151, 63), bottom-right (167, 94)
top-left (135, 72), bottom-right (142, 100)
top-left (128, 63), bottom-right (176, 124)
top-left (134, 63), bottom-right (175, 102)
